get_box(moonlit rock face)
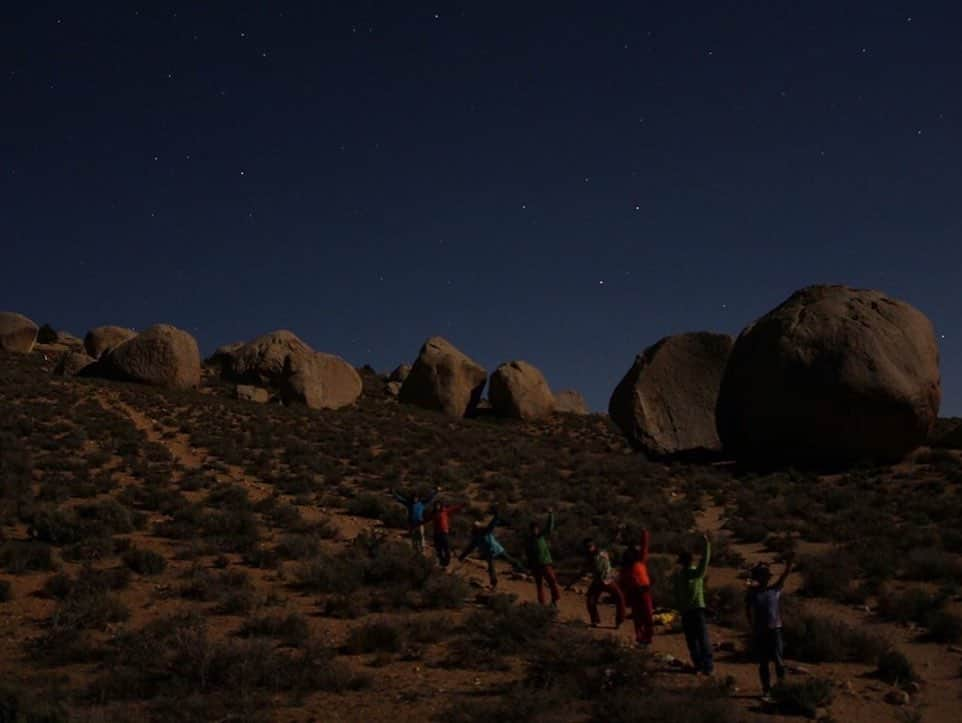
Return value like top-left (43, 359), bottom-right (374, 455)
top-left (218, 330), bottom-right (312, 385)
top-left (99, 324), bottom-right (201, 389)
top-left (716, 285), bottom-right (941, 468)
top-left (553, 389), bottom-right (589, 415)
top-left (84, 326), bottom-right (137, 359)
top-left (489, 360), bottom-right (555, 420)
top-left (398, 336), bottom-right (487, 418)
top-left (279, 351), bottom-right (362, 410)
top-left (0, 312), bottom-right (39, 354)
top-left (609, 332), bottom-right (733, 458)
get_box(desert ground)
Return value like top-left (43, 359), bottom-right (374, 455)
top-left (1, 348), bottom-right (960, 722)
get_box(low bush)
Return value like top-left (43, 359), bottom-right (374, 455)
top-left (0, 541), bottom-right (54, 573)
top-left (770, 678), bottom-right (834, 718)
top-left (923, 611), bottom-right (962, 644)
top-left (0, 579), bottom-right (10, 602)
top-left (877, 587), bottom-right (946, 625)
top-left (123, 547), bottom-right (167, 575)
top-left (781, 611), bottom-right (887, 663)
top-left (239, 612), bottom-right (310, 647)
top-left (877, 648), bottom-right (918, 685)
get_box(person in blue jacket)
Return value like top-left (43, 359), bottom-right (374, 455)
top-left (458, 508), bottom-right (524, 589)
top-left (392, 487), bottom-right (439, 552)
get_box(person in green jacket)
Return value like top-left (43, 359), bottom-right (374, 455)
top-left (525, 510), bottom-right (560, 607)
top-left (672, 533), bottom-right (714, 674)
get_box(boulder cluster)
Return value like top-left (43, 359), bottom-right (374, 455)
top-left (393, 336), bottom-right (587, 420)
top-left (2, 283), bottom-right (944, 468)
top-left (608, 284), bottom-right (941, 467)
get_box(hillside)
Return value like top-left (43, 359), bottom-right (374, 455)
top-left (1, 348), bottom-right (961, 722)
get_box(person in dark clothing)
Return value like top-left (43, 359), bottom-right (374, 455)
top-left (566, 538), bottom-right (626, 628)
top-left (423, 500), bottom-right (465, 568)
top-left (746, 555), bottom-right (794, 701)
top-left (525, 510), bottom-right (560, 607)
top-left (458, 509), bottom-right (524, 589)
top-left (392, 487), bottom-right (439, 552)
top-left (672, 534), bottom-right (713, 674)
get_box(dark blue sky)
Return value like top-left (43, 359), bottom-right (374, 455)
top-left (4, 2), bottom-right (960, 414)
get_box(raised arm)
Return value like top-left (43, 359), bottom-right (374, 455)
top-left (694, 535), bottom-right (711, 578)
top-left (638, 529), bottom-right (650, 565)
top-left (447, 503), bottom-right (466, 516)
top-left (544, 510), bottom-right (555, 537)
top-left (424, 488), bottom-right (439, 505)
top-left (392, 490), bottom-right (409, 506)
top-left (484, 511), bottom-right (501, 533)
top-left (774, 555), bottom-right (794, 590)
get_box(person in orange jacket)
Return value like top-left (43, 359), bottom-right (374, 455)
top-left (423, 499), bottom-right (465, 568)
top-left (618, 529), bottom-right (654, 646)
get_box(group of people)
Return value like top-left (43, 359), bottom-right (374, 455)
top-left (391, 489), bottom-right (793, 698)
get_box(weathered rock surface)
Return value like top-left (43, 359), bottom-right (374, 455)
top-left (217, 330), bottom-right (311, 385)
top-left (398, 337), bottom-right (486, 417)
top-left (84, 326), bottom-right (136, 359)
top-left (236, 384), bottom-right (270, 403)
top-left (489, 360), bottom-right (555, 420)
top-left (279, 351), bottom-right (362, 410)
top-left (99, 324), bottom-right (201, 389)
top-left (54, 351), bottom-right (96, 377)
top-left (609, 332), bottom-right (733, 458)
top-left (716, 285), bottom-right (941, 467)
top-left (389, 364), bottom-right (412, 383)
top-left (0, 312), bottom-right (39, 354)
top-left (554, 389), bottom-right (589, 415)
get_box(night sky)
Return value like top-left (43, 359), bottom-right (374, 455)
top-left (4, 3), bottom-right (960, 414)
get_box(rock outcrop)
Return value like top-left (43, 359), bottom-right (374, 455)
top-left (398, 337), bottom-right (486, 417)
top-left (389, 364), bottom-right (412, 383)
top-left (554, 389), bottom-right (589, 415)
top-left (489, 360), bottom-right (556, 420)
top-left (236, 384), bottom-right (270, 404)
top-left (54, 351), bottom-right (96, 377)
top-left (0, 312), bottom-right (39, 353)
top-left (716, 285), bottom-right (941, 467)
top-left (279, 351), bottom-right (363, 410)
top-left (217, 330), bottom-right (311, 385)
top-left (609, 332), bottom-right (733, 458)
top-left (98, 324), bottom-right (201, 389)
top-left (84, 326), bottom-right (136, 359)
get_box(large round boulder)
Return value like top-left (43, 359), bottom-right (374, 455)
top-left (716, 285), bottom-right (941, 468)
top-left (218, 330), bottom-right (311, 385)
top-left (84, 326), bottom-right (137, 359)
top-left (609, 332), bottom-right (734, 458)
top-left (0, 312), bottom-right (39, 353)
top-left (279, 351), bottom-right (362, 410)
top-left (554, 389), bottom-right (589, 415)
top-left (99, 324), bottom-right (201, 389)
top-left (489, 360), bottom-right (556, 420)
top-left (398, 337), bottom-right (487, 417)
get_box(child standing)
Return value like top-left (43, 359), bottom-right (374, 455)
top-left (458, 509), bottom-right (524, 589)
top-left (392, 487), bottom-right (439, 552)
top-left (568, 538), bottom-right (626, 628)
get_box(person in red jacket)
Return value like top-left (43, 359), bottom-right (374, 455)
top-left (423, 500), bottom-right (465, 568)
top-left (618, 529), bottom-right (654, 646)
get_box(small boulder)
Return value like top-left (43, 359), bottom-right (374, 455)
top-left (386, 380), bottom-right (402, 397)
top-left (554, 389), bottom-right (589, 415)
top-left (0, 312), bottom-right (39, 353)
top-left (717, 285), bottom-right (941, 468)
top-left (884, 690), bottom-right (910, 706)
top-left (609, 332), bottom-right (734, 458)
top-left (84, 326), bottom-right (136, 359)
top-left (279, 351), bottom-right (362, 410)
top-left (235, 384), bottom-right (270, 403)
top-left (54, 351), bottom-right (96, 377)
top-left (489, 360), bottom-right (556, 420)
top-left (398, 337), bottom-right (486, 417)
top-left (389, 364), bottom-right (412, 383)
top-left (99, 324), bottom-right (201, 389)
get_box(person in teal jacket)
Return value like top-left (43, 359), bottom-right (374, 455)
top-left (458, 508), bottom-right (523, 589)
top-left (525, 510), bottom-right (560, 607)
top-left (672, 533), bottom-right (714, 674)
